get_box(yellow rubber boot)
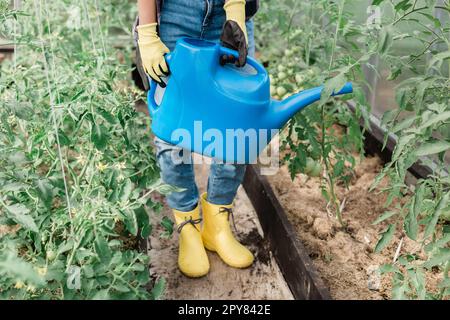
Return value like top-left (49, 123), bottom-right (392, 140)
top-left (200, 193), bottom-right (254, 268)
top-left (173, 205), bottom-right (210, 277)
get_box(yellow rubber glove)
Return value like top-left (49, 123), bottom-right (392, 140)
top-left (136, 23), bottom-right (170, 85)
top-left (224, 0), bottom-right (248, 45)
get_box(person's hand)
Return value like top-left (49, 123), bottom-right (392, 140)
top-left (221, 0), bottom-right (248, 67)
top-left (137, 23), bottom-right (170, 86)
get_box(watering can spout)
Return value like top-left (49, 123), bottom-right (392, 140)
top-left (272, 82), bottom-right (353, 128)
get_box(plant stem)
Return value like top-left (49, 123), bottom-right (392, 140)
top-left (328, 0), bottom-right (344, 71)
top-left (321, 0), bottom-right (345, 226)
top-left (320, 109), bottom-right (344, 226)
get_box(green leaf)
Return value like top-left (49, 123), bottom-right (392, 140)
top-left (151, 277), bottom-right (166, 299)
top-left (156, 183), bottom-right (185, 195)
top-left (379, 263), bottom-right (399, 274)
top-left (119, 179), bottom-right (133, 203)
top-left (98, 108), bottom-right (117, 124)
top-left (375, 223), bottom-right (396, 253)
top-left (58, 130), bottom-right (71, 146)
top-left (392, 134), bottom-right (414, 162)
top-left (392, 272), bottom-right (408, 300)
top-left (407, 268), bottom-right (426, 299)
top-left (391, 116), bottom-right (416, 134)
top-left (160, 216), bottom-right (174, 237)
top-left (135, 206), bottom-right (152, 238)
top-left (92, 289), bottom-right (110, 300)
top-left (413, 183), bottom-right (426, 217)
top-left (394, 0), bottom-right (412, 12)
top-left (0, 251), bottom-right (45, 286)
top-left (13, 102), bottom-right (34, 121)
top-left (35, 179), bottom-right (53, 208)
top-left (113, 283), bottom-right (130, 293)
top-left (333, 159), bottom-right (345, 177)
top-left (425, 233), bottom-right (450, 253)
top-left (404, 198), bottom-right (418, 240)
top-left (419, 111), bottom-right (450, 130)
top-left (415, 140), bottom-right (450, 157)
top-left (371, 0), bottom-right (385, 5)
top-left (378, 26), bottom-right (393, 55)
top-left (4, 204), bottom-right (38, 232)
top-left (57, 239), bottom-right (74, 255)
top-left (428, 51), bottom-right (450, 70)
top-left (417, 12), bottom-right (441, 28)
top-left (94, 235), bottom-right (112, 264)
top-left (424, 193), bottom-right (449, 238)
top-left (423, 248), bottom-right (450, 269)
top-left (373, 210), bottom-right (397, 225)
top-left (122, 209), bottom-right (138, 236)
top-left (91, 122), bottom-right (108, 150)
top-left (321, 73), bottom-right (347, 104)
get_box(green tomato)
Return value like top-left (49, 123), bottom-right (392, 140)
top-left (304, 157), bottom-right (316, 174)
top-left (276, 86), bottom-right (287, 97)
top-left (284, 49), bottom-right (294, 57)
top-left (309, 162), bottom-right (322, 177)
top-left (277, 64), bottom-right (286, 72)
top-left (46, 250), bottom-right (56, 261)
top-left (278, 71), bottom-right (287, 80)
top-left (270, 85), bottom-right (276, 96)
top-left (295, 74), bottom-right (305, 85)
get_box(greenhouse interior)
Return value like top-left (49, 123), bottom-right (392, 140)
top-left (0, 0), bottom-right (449, 305)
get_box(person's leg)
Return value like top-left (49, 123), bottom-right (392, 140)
top-left (152, 1), bottom-right (212, 278)
top-left (198, 3), bottom-right (256, 268)
top-left (154, 0), bottom-right (206, 211)
top-left (154, 137), bottom-right (199, 212)
top-left (206, 15), bottom-right (255, 205)
top-left (206, 163), bottom-right (246, 205)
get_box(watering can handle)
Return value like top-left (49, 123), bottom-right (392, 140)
top-left (219, 46), bottom-right (266, 76)
top-left (147, 53), bottom-right (172, 117)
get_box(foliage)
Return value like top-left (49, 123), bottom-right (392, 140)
top-left (370, 0), bottom-right (450, 300)
top-left (255, 0), bottom-right (371, 225)
top-left (0, 0), bottom-right (171, 299)
top-left (256, 0), bottom-right (450, 299)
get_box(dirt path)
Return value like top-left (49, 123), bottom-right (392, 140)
top-left (146, 156), bottom-right (293, 300)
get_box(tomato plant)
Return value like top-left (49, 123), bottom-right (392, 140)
top-left (0, 0), bottom-right (173, 299)
top-left (256, 0), bottom-right (450, 299)
top-left (368, 0), bottom-right (450, 299)
top-left (256, 0), bottom-right (372, 225)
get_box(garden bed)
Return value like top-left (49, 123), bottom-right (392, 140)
top-left (266, 153), bottom-right (415, 299)
top-left (244, 123), bottom-right (444, 300)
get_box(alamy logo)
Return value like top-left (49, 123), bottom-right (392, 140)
top-left (168, 121), bottom-right (280, 175)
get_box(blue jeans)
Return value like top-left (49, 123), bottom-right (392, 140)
top-left (155, 0), bottom-right (255, 212)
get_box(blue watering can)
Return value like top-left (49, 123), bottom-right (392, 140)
top-left (147, 37), bottom-right (353, 164)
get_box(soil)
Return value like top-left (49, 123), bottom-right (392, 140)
top-left (266, 153), bottom-right (441, 300)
